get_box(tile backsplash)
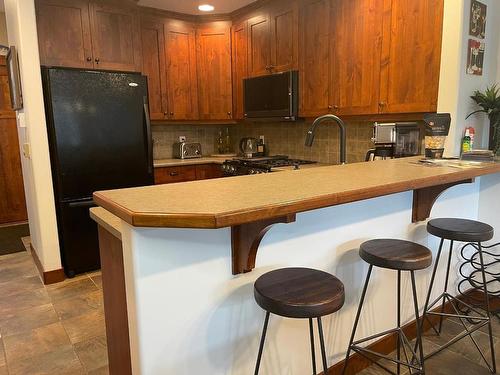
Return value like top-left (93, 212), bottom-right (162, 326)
top-left (152, 120), bottom-right (375, 164)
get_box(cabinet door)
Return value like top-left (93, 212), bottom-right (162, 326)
top-left (299, 0), bottom-right (331, 117)
top-left (164, 20), bottom-right (199, 120)
top-left (89, 2), bottom-right (141, 72)
top-left (269, 0), bottom-right (298, 73)
top-left (195, 164), bottom-right (224, 180)
top-left (232, 21), bottom-right (248, 120)
top-left (379, 0), bottom-right (444, 113)
top-left (140, 16), bottom-right (168, 121)
top-left (0, 60), bottom-right (27, 224)
top-left (197, 22), bottom-right (233, 120)
top-left (247, 14), bottom-right (271, 77)
top-left (35, 0), bottom-right (93, 68)
top-left (330, 0), bottom-right (384, 116)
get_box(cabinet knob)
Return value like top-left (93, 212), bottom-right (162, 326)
top-left (227, 111), bottom-right (232, 116)
top-left (328, 105), bottom-right (333, 110)
top-left (379, 102), bottom-right (386, 107)
top-left (86, 57), bottom-right (92, 62)
top-left (333, 105), bottom-right (339, 110)
top-left (170, 112), bottom-right (174, 117)
top-left (169, 171), bottom-right (179, 177)
top-left (95, 57), bottom-right (100, 64)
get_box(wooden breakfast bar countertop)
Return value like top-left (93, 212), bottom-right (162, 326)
top-left (93, 157), bottom-right (500, 230)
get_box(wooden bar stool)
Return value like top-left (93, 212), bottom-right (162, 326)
top-left (421, 218), bottom-right (496, 373)
top-left (253, 267), bottom-right (345, 375)
top-left (343, 239), bottom-right (432, 375)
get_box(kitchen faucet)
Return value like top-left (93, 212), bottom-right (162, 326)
top-left (305, 114), bottom-right (347, 164)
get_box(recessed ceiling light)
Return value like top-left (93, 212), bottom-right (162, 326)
top-left (198, 4), bottom-right (215, 12)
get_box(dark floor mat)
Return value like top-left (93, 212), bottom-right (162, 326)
top-left (0, 224), bottom-right (30, 255)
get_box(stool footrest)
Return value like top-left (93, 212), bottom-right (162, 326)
top-left (349, 328), bottom-right (423, 374)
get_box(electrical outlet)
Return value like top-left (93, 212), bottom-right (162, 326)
top-left (179, 136), bottom-right (186, 143)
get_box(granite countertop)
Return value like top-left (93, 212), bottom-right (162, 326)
top-left (93, 157), bottom-right (500, 229)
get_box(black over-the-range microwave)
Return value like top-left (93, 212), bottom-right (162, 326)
top-left (243, 70), bottom-right (299, 121)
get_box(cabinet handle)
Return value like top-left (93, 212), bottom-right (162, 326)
top-left (86, 57), bottom-right (92, 62)
top-left (169, 171), bottom-right (179, 177)
top-left (95, 57), bottom-right (100, 64)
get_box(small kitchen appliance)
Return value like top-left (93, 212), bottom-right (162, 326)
top-left (366, 122), bottom-right (421, 161)
top-left (222, 155), bottom-right (316, 176)
top-left (239, 137), bottom-right (262, 158)
top-left (173, 142), bottom-right (202, 159)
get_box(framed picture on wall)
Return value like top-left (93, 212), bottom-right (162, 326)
top-left (6, 46), bottom-right (23, 110)
top-left (469, 0), bottom-right (487, 39)
top-left (466, 39), bottom-right (485, 76)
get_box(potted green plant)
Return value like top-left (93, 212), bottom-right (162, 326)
top-left (466, 84), bottom-right (500, 155)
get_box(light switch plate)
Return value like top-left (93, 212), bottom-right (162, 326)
top-left (17, 112), bottom-right (26, 128)
top-left (179, 136), bottom-right (186, 142)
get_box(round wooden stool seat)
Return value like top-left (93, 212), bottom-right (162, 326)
top-left (254, 268), bottom-right (345, 319)
top-left (359, 239), bottom-right (432, 271)
top-left (427, 218), bottom-right (494, 243)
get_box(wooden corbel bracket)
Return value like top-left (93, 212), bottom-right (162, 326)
top-left (231, 214), bottom-right (296, 275)
top-left (412, 179), bottom-right (474, 223)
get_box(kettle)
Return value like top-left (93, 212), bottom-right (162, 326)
top-left (239, 137), bottom-right (260, 157)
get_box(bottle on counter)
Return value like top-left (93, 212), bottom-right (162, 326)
top-left (462, 128), bottom-right (472, 154)
top-left (216, 131), bottom-right (225, 154)
top-left (224, 127), bottom-right (231, 153)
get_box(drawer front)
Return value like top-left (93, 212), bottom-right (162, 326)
top-left (154, 166), bottom-right (197, 184)
top-left (195, 164), bottom-right (224, 180)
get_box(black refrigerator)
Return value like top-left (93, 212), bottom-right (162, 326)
top-left (41, 67), bottom-right (154, 277)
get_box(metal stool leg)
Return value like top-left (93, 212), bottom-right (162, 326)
top-left (342, 265), bottom-right (373, 375)
top-left (309, 318), bottom-right (317, 375)
top-left (411, 271), bottom-right (425, 374)
top-left (397, 270), bottom-right (401, 375)
top-left (254, 311), bottom-right (270, 375)
top-left (438, 240), bottom-right (454, 334)
top-left (317, 317), bottom-right (328, 375)
top-left (420, 238), bottom-right (445, 336)
top-left (478, 242), bottom-right (497, 374)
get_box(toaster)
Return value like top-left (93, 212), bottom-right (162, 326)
top-left (173, 142), bottom-right (202, 159)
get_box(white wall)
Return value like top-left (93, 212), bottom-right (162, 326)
top-left (4, 0), bottom-right (61, 271)
top-left (440, 0), bottom-right (500, 156)
top-left (0, 12), bottom-right (8, 46)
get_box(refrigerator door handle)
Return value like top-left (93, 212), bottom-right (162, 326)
top-left (67, 199), bottom-right (95, 208)
top-left (143, 97), bottom-right (153, 175)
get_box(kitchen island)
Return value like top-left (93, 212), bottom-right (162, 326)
top-left (92, 157), bottom-right (500, 375)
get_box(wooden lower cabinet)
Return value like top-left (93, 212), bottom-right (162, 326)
top-left (154, 164), bottom-right (224, 185)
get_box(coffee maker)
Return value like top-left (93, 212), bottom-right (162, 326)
top-left (366, 122), bottom-right (422, 161)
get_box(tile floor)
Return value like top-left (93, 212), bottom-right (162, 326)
top-left (0, 241), bottom-right (499, 374)
top-left (0, 241), bottom-right (108, 375)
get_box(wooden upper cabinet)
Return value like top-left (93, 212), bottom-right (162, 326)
top-left (196, 22), bottom-right (233, 120)
top-left (330, 0), bottom-right (384, 116)
top-left (299, 0), bottom-right (331, 117)
top-left (247, 14), bottom-right (272, 77)
top-left (232, 20), bottom-right (248, 120)
top-left (164, 20), bottom-right (199, 120)
top-left (140, 16), bottom-right (168, 121)
top-left (269, 0), bottom-right (298, 73)
top-left (379, 0), bottom-right (444, 113)
top-left (89, 2), bottom-right (142, 72)
top-left (36, 0), bottom-right (94, 68)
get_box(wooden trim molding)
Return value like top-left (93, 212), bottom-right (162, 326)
top-left (412, 179), bottom-right (474, 223)
top-left (98, 226), bottom-right (132, 375)
top-left (231, 214), bottom-right (296, 274)
top-left (29, 244), bottom-right (66, 285)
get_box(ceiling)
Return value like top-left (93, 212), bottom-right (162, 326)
top-left (137, 0), bottom-right (257, 15)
